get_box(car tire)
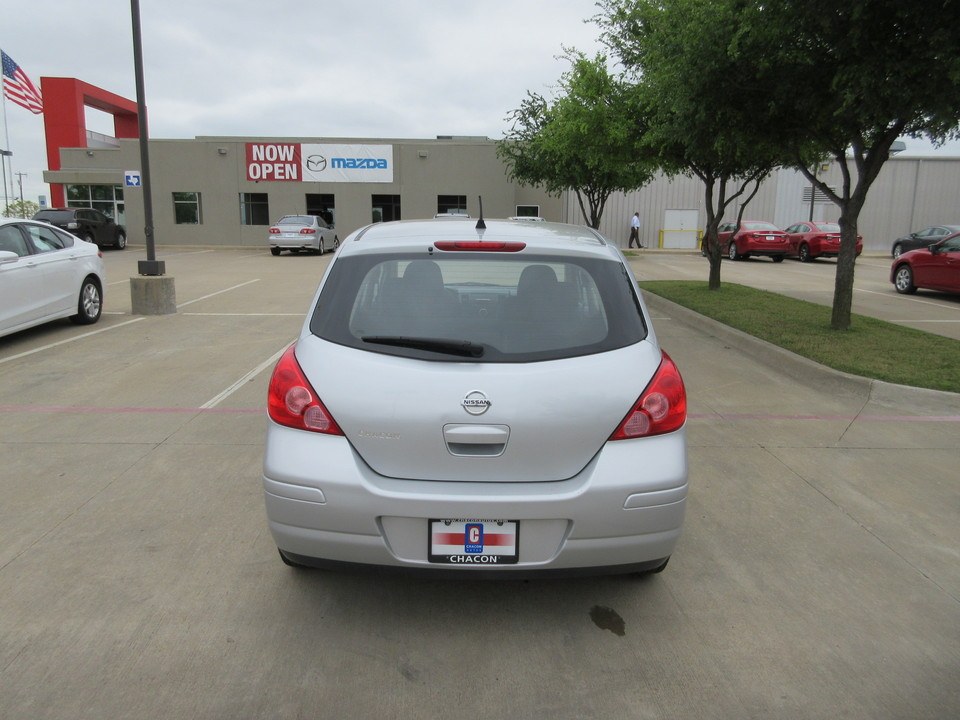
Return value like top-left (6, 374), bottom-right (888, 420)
top-left (799, 243), bottom-right (812, 262)
top-left (772, 255), bottom-right (785, 263)
top-left (728, 242), bottom-right (740, 261)
top-left (82, 232), bottom-right (96, 246)
top-left (270, 247), bottom-right (281, 256)
top-left (892, 243), bottom-right (903, 258)
top-left (894, 265), bottom-right (917, 294)
top-left (115, 231), bottom-right (126, 250)
top-left (71, 278), bottom-right (103, 325)
top-left (333, 236), bottom-right (340, 251)
top-left (318, 239), bottom-right (326, 255)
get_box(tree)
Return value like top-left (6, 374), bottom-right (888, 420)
top-left (597, 0), bottom-right (793, 288)
top-left (600, 0), bottom-right (960, 329)
top-left (498, 51), bottom-right (656, 229)
top-left (757, 0), bottom-right (960, 329)
top-left (3, 199), bottom-right (39, 219)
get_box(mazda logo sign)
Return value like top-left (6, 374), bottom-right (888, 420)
top-left (306, 155), bottom-right (327, 172)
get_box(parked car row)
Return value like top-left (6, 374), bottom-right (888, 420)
top-left (703, 220), bottom-right (863, 263)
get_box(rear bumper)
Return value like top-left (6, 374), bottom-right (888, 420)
top-left (263, 422), bottom-right (688, 576)
top-left (270, 238), bottom-right (319, 250)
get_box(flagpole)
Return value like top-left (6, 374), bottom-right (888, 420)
top-left (1, 76), bottom-right (11, 209)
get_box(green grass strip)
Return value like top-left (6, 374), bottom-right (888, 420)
top-left (639, 281), bottom-right (960, 393)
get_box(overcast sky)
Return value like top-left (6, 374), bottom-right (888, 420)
top-left (3, 0), bottom-right (959, 208)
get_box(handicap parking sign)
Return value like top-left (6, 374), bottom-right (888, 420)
top-left (125, 171), bottom-right (142, 187)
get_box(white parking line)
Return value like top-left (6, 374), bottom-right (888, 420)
top-left (200, 344), bottom-right (289, 409)
top-left (0, 318), bottom-right (145, 365)
top-left (176, 279), bottom-right (260, 309)
top-left (856, 287), bottom-right (960, 311)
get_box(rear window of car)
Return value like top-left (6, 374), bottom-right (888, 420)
top-left (309, 253), bottom-right (647, 362)
top-left (815, 223), bottom-right (841, 232)
top-left (278, 216), bottom-right (313, 225)
top-left (743, 222), bottom-right (780, 231)
top-left (34, 210), bottom-right (75, 223)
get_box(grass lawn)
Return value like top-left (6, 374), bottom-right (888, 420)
top-left (638, 281), bottom-right (960, 394)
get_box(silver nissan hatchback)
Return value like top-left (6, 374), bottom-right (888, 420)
top-left (262, 218), bottom-right (688, 577)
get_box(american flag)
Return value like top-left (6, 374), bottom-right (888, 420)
top-left (2, 50), bottom-right (43, 114)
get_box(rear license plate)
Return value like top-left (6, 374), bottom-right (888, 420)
top-left (429, 519), bottom-right (519, 565)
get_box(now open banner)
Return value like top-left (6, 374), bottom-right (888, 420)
top-left (245, 143), bottom-right (393, 183)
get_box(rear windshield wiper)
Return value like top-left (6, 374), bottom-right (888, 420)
top-left (361, 336), bottom-right (485, 358)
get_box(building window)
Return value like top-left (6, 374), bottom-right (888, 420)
top-left (240, 193), bottom-right (270, 225)
top-left (514, 205), bottom-right (540, 218)
top-left (306, 193), bottom-right (335, 227)
top-left (64, 184), bottom-right (125, 225)
top-left (437, 195), bottom-right (467, 215)
top-left (372, 195), bottom-right (401, 223)
top-left (173, 192), bottom-right (202, 224)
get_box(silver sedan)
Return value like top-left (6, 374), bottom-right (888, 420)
top-left (268, 214), bottom-right (339, 255)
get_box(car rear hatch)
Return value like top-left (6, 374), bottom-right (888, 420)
top-left (300, 237), bottom-right (657, 483)
top-left (295, 336), bottom-right (663, 482)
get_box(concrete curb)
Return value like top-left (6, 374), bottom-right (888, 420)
top-left (642, 291), bottom-right (960, 414)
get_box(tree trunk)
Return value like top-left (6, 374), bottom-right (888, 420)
top-left (831, 210), bottom-right (861, 330)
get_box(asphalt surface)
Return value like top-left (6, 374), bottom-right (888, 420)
top-left (1, 246), bottom-right (957, 720)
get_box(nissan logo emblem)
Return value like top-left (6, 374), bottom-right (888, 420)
top-left (461, 390), bottom-right (491, 416)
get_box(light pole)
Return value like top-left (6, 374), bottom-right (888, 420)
top-left (128, 0), bottom-right (176, 315)
top-left (130, 0), bottom-right (163, 276)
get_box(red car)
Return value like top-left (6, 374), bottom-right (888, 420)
top-left (783, 221), bottom-right (863, 263)
top-left (891, 232), bottom-right (960, 295)
top-left (711, 221), bottom-right (788, 262)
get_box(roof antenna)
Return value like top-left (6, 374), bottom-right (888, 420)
top-left (476, 196), bottom-right (486, 230)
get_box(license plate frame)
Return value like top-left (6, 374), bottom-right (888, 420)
top-left (428, 519), bottom-right (519, 565)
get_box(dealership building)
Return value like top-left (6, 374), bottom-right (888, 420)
top-left (40, 77), bottom-right (960, 254)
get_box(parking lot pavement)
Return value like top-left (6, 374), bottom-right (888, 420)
top-left (1, 247), bottom-right (958, 719)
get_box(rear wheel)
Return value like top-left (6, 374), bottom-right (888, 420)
top-left (772, 255), bottom-right (785, 263)
top-left (115, 231), bottom-right (127, 250)
top-left (82, 232), bottom-right (95, 246)
top-left (894, 265), bottom-right (917, 294)
top-left (893, 243), bottom-right (904, 258)
top-left (270, 247), bottom-right (281, 256)
top-left (71, 278), bottom-right (102, 325)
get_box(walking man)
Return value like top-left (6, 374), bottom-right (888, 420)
top-left (628, 212), bottom-right (642, 248)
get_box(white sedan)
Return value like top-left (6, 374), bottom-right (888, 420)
top-left (0, 217), bottom-right (106, 339)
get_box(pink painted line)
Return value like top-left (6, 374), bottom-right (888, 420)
top-left (0, 406), bottom-right (956, 422)
top-left (0, 405), bottom-right (261, 415)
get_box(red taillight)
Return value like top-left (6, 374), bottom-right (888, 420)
top-left (433, 241), bottom-right (526, 252)
top-left (610, 352), bottom-right (686, 440)
top-left (300, 228), bottom-right (316, 235)
top-left (267, 346), bottom-right (343, 435)
top-left (269, 228), bottom-right (280, 234)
